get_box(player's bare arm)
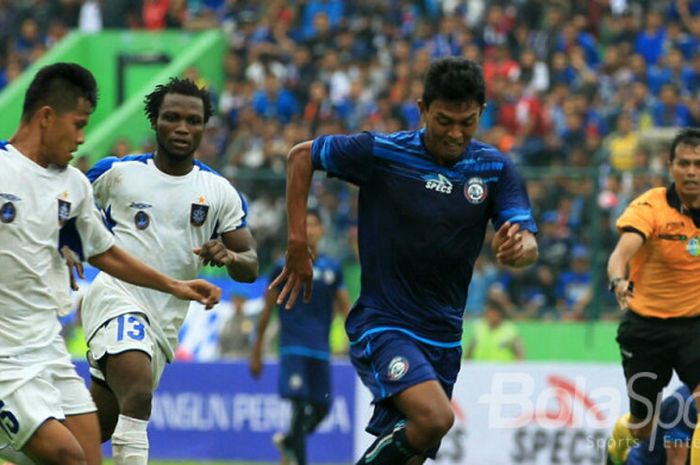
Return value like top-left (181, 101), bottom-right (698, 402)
top-left (193, 227), bottom-right (259, 283)
top-left (491, 222), bottom-right (538, 268)
top-left (250, 286), bottom-right (278, 378)
top-left (61, 245), bottom-right (84, 291)
top-left (607, 232), bottom-right (644, 310)
top-left (270, 141), bottom-right (315, 309)
top-left (334, 288), bottom-right (351, 318)
top-left (89, 244), bottom-right (221, 308)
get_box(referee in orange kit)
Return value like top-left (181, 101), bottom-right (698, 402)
top-left (607, 127), bottom-right (700, 464)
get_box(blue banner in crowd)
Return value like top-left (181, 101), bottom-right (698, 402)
top-left (75, 360), bottom-right (357, 462)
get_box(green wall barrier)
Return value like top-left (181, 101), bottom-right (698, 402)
top-left (0, 29), bottom-right (227, 163)
top-left (462, 320), bottom-right (621, 362)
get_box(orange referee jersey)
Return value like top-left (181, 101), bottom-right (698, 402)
top-left (616, 185), bottom-right (700, 318)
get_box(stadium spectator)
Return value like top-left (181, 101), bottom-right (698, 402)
top-left (465, 298), bottom-right (525, 361)
top-left (78, 77), bottom-right (257, 465)
top-left (271, 57), bottom-right (538, 464)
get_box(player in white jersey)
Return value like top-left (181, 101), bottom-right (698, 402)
top-left (0, 63), bottom-right (221, 465)
top-left (79, 77), bottom-right (259, 465)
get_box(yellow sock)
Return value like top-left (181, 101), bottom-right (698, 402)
top-left (691, 424), bottom-right (700, 464)
top-left (608, 414), bottom-right (636, 465)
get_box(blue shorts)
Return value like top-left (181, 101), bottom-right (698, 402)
top-left (278, 354), bottom-right (331, 406)
top-left (349, 330), bottom-right (462, 457)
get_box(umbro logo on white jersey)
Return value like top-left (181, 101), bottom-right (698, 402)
top-left (424, 173), bottom-right (453, 194)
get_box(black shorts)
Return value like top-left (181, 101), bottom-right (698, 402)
top-left (616, 310), bottom-right (700, 420)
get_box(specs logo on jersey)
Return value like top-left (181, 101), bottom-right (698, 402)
top-left (465, 177), bottom-right (488, 204)
top-left (387, 356), bottom-right (409, 381)
top-left (190, 203), bottom-right (209, 227)
top-left (687, 236), bottom-right (700, 257)
top-left (57, 199), bottom-right (71, 225)
top-left (0, 193), bottom-right (20, 224)
top-left (424, 173), bottom-right (453, 194)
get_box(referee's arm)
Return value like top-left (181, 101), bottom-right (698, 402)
top-left (607, 231), bottom-right (644, 308)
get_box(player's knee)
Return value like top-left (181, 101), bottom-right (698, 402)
top-left (412, 406), bottom-right (454, 444)
top-left (45, 444), bottom-right (87, 465)
top-left (119, 387), bottom-right (153, 418)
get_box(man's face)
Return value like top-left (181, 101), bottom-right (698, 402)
top-left (418, 98), bottom-right (483, 165)
top-left (306, 214), bottom-right (324, 248)
top-left (154, 93), bottom-right (205, 160)
top-left (43, 97), bottom-right (92, 168)
top-left (671, 144), bottom-right (700, 197)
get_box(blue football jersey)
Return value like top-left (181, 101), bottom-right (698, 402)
top-left (273, 253), bottom-right (344, 358)
top-left (311, 129), bottom-right (537, 345)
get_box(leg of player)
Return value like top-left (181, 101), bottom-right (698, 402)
top-left (88, 382), bottom-right (120, 442)
top-left (22, 419), bottom-right (87, 465)
top-left (103, 351), bottom-right (153, 465)
top-left (356, 380), bottom-right (453, 465)
top-left (286, 400), bottom-right (306, 465)
top-left (690, 383), bottom-right (700, 464)
top-left (62, 413), bottom-right (101, 465)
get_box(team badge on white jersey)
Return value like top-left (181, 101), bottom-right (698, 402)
top-left (190, 202), bottom-right (209, 226)
top-left (129, 202), bottom-right (153, 230)
top-left (57, 198), bottom-right (71, 225)
top-left (0, 193), bottom-right (19, 224)
top-left (464, 177), bottom-right (488, 204)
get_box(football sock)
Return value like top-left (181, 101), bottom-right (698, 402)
top-left (0, 446), bottom-right (37, 465)
top-left (112, 414), bottom-right (149, 465)
top-left (355, 424), bottom-right (422, 465)
top-left (286, 400), bottom-right (306, 465)
top-left (302, 402), bottom-right (329, 434)
top-left (691, 423), bottom-right (700, 464)
top-left (608, 414), bottom-right (636, 465)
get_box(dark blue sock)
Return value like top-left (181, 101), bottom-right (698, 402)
top-left (355, 425), bottom-right (422, 465)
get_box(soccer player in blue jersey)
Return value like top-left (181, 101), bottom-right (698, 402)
top-left (250, 209), bottom-right (350, 465)
top-left (78, 78), bottom-right (258, 465)
top-left (271, 57), bottom-right (539, 464)
top-left (608, 385), bottom-right (697, 465)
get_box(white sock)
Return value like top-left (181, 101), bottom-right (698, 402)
top-left (111, 414), bottom-right (149, 465)
top-left (0, 446), bottom-right (37, 465)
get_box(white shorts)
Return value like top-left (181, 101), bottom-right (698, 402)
top-left (87, 313), bottom-right (167, 390)
top-left (0, 337), bottom-right (95, 450)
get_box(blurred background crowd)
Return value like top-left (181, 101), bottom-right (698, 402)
top-left (1, 0), bottom-right (696, 354)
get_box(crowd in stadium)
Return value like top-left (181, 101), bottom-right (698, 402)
top-left (1, 0), bottom-right (697, 321)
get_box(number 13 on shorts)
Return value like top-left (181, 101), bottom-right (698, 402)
top-left (116, 314), bottom-right (145, 341)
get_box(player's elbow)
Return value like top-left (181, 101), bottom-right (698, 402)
top-left (287, 141), bottom-right (313, 162)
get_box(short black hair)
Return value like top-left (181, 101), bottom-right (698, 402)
top-left (143, 77), bottom-right (213, 125)
top-left (422, 57), bottom-right (485, 109)
top-left (669, 127), bottom-right (700, 161)
top-left (22, 62), bottom-right (98, 120)
top-left (306, 208), bottom-right (322, 222)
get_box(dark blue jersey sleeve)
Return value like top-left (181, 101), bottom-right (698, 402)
top-left (311, 132), bottom-right (375, 186)
top-left (491, 157), bottom-right (538, 233)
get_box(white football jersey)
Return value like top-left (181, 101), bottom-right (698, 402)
top-left (0, 143), bottom-right (114, 356)
top-left (80, 154), bottom-right (247, 360)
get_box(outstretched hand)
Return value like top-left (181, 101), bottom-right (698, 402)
top-left (62, 245), bottom-right (84, 291)
top-left (172, 279), bottom-right (221, 310)
top-left (194, 240), bottom-right (235, 267)
top-left (268, 243), bottom-right (314, 309)
top-left (492, 222), bottom-right (526, 267)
